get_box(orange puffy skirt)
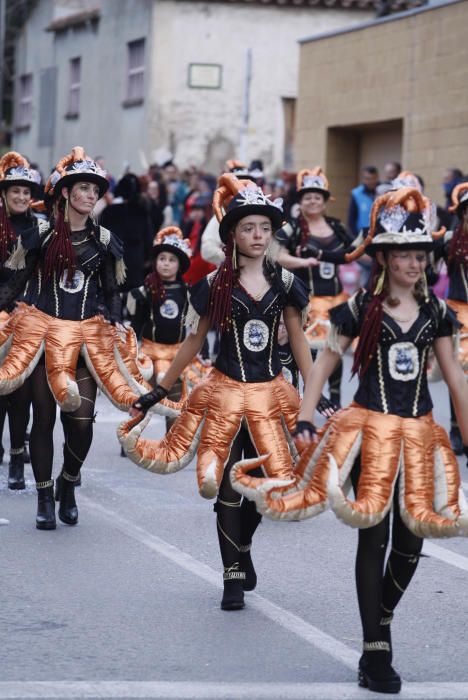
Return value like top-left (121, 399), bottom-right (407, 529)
top-left (230, 402), bottom-right (468, 538)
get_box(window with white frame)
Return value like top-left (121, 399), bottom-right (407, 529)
top-left (67, 57), bottom-right (81, 116)
top-left (17, 73), bottom-right (33, 128)
top-left (126, 38), bottom-right (145, 103)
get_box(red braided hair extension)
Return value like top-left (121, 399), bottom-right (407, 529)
top-left (207, 236), bottom-right (238, 333)
top-left (145, 269), bottom-right (166, 306)
top-left (43, 197), bottom-right (76, 283)
top-left (448, 220), bottom-right (468, 268)
top-left (351, 263), bottom-right (386, 379)
top-left (0, 195), bottom-right (17, 263)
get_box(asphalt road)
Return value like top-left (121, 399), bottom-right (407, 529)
top-left (1, 357), bottom-right (468, 700)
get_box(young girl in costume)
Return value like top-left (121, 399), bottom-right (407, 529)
top-left (0, 152), bottom-right (41, 489)
top-left (0, 147), bottom-right (143, 530)
top-left (231, 186), bottom-right (468, 693)
top-left (128, 226), bottom-right (191, 431)
top-left (119, 173), bottom-right (332, 611)
top-left (433, 182), bottom-right (468, 454)
top-left (276, 168), bottom-right (353, 407)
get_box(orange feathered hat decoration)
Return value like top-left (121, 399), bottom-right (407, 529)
top-left (296, 167), bottom-right (334, 201)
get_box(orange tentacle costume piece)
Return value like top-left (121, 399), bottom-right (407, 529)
top-left (447, 300), bottom-right (468, 374)
top-left (0, 305), bottom-right (148, 411)
top-left (117, 368), bottom-right (300, 500)
top-left (231, 404), bottom-right (468, 537)
top-left (304, 292), bottom-right (349, 349)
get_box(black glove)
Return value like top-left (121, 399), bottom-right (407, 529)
top-left (464, 445), bottom-right (468, 469)
top-left (132, 385), bottom-right (169, 414)
top-left (300, 242), bottom-right (321, 259)
top-left (317, 394), bottom-right (338, 416)
top-left (293, 421), bottom-right (317, 438)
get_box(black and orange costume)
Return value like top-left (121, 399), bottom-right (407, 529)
top-left (232, 186), bottom-right (468, 693)
top-left (0, 152), bottom-right (42, 489)
top-left (119, 174), bottom-right (312, 610)
top-left (0, 147), bottom-right (146, 530)
top-left (276, 168), bottom-right (353, 405)
top-left (128, 227), bottom-right (192, 429)
top-left (433, 182), bottom-right (468, 454)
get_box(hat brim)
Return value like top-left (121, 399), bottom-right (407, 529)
top-left (0, 179), bottom-right (40, 197)
top-left (298, 187), bottom-right (330, 201)
top-left (152, 243), bottom-right (190, 274)
top-left (56, 173), bottom-right (109, 199)
top-left (367, 240), bottom-right (434, 256)
top-left (219, 204), bottom-right (283, 243)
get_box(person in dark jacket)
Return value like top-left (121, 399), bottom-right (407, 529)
top-left (100, 173), bottom-right (153, 294)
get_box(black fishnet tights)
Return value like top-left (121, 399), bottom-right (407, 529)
top-left (352, 463), bottom-right (423, 643)
top-left (60, 366), bottom-right (97, 477)
top-left (0, 382), bottom-right (31, 453)
top-left (214, 426), bottom-right (262, 571)
top-left (29, 363), bottom-right (96, 483)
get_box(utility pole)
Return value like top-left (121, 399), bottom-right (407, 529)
top-left (238, 47), bottom-right (252, 164)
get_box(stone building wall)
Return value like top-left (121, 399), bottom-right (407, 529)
top-left (295, 0), bottom-right (468, 219)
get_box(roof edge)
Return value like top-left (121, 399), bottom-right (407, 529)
top-left (299, 0), bottom-right (465, 43)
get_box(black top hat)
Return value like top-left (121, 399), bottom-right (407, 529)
top-left (0, 152), bottom-right (41, 197)
top-left (46, 146), bottom-right (109, 199)
top-left (214, 176), bottom-right (283, 243)
top-left (152, 226), bottom-right (191, 274)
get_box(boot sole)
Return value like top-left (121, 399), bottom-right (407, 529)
top-left (358, 670), bottom-right (401, 694)
top-left (36, 521), bottom-right (56, 531)
top-left (58, 514), bottom-right (78, 526)
top-left (221, 602), bottom-right (245, 611)
top-left (8, 483), bottom-right (26, 490)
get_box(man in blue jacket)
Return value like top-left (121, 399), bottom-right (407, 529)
top-left (347, 165), bottom-right (379, 285)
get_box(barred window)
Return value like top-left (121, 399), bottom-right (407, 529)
top-left (126, 38), bottom-right (145, 102)
top-left (17, 73), bottom-right (33, 128)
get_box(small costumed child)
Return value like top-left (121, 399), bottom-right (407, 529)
top-left (128, 227), bottom-right (192, 431)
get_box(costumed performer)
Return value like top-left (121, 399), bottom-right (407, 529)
top-left (0, 147), bottom-right (144, 530)
top-left (432, 182), bottom-right (468, 454)
top-left (231, 186), bottom-right (468, 693)
top-left (128, 226), bottom-right (192, 433)
top-left (0, 152), bottom-right (41, 489)
top-left (119, 173), bottom-right (332, 611)
top-left (276, 168), bottom-right (353, 407)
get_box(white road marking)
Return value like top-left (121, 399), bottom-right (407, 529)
top-left (1, 680), bottom-right (468, 699)
top-left (423, 541), bottom-right (468, 572)
top-left (81, 496), bottom-right (360, 671)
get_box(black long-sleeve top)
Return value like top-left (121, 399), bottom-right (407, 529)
top-left (129, 280), bottom-right (188, 344)
top-left (275, 216), bottom-right (354, 296)
top-left (0, 220), bottom-right (124, 322)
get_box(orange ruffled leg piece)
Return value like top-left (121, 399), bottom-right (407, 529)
top-left (81, 316), bottom-right (148, 411)
top-left (0, 306), bottom-right (49, 395)
top-left (399, 417), bottom-right (468, 538)
top-left (117, 379), bottom-right (213, 474)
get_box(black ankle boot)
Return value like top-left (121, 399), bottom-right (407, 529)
top-left (36, 481), bottom-right (56, 530)
top-left (221, 566), bottom-right (245, 611)
top-left (55, 471), bottom-right (79, 525)
top-left (358, 642), bottom-right (401, 694)
top-left (8, 451), bottom-right (25, 490)
top-left (450, 425), bottom-right (463, 455)
top-left (240, 544), bottom-right (257, 591)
